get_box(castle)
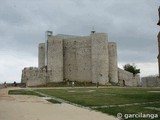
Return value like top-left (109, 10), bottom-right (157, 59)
top-left (21, 31), bottom-right (140, 87)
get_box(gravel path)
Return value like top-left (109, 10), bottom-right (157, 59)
top-left (0, 87), bottom-right (118, 120)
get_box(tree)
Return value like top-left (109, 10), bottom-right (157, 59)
top-left (123, 64), bottom-right (140, 76)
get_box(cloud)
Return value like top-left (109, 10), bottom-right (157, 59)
top-left (0, 0), bottom-right (159, 83)
top-left (0, 51), bottom-right (37, 83)
top-left (118, 62), bottom-right (158, 77)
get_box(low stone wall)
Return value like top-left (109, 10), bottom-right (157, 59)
top-left (141, 76), bottom-right (160, 87)
top-left (118, 68), bottom-right (140, 87)
top-left (21, 67), bottom-right (47, 87)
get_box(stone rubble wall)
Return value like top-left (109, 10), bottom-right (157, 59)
top-left (141, 76), bottom-right (160, 87)
top-left (63, 36), bottom-right (92, 82)
top-left (21, 67), bottom-right (47, 87)
top-left (63, 33), bottom-right (110, 85)
top-left (118, 68), bottom-right (140, 87)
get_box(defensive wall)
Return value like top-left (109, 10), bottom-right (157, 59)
top-left (141, 76), bottom-right (160, 87)
top-left (21, 32), bottom-right (140, 87)
top-left (21, 67), bottom-right (48, 86)
top-left (118, 68), bottom-right (140, 87)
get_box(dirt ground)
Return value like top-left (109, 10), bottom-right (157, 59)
top-left (0, 87), bottom-right (118, 120)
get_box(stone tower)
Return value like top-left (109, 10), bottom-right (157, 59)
top-left (91, 33), bottom-right (109, 85)
top-left (47, 36), bottom-right (63, 82)
top-left (108, 42), bottom-right (118, 83)
top-left (38, 43), bottom-right (45, 68)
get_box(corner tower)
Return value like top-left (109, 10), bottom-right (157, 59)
top-left (91, 33), bottom-right (109, 85)
top-left (38, 43), bottom-right (45, 68)
top-left (108, 42), bottom-right (118, 83)
top-left (47, 35), bottom-right (63, 82)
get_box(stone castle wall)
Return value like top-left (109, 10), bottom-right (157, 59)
top-left (47, 36), bottom-right (63, 83)
top-left (141, 76), bottom-right (160, 87)
top-left (21, 67), bottom-right (47, 86)
top-left (91, 33), bottom-right (109, 85)
top-left (21, 32), bottom-right (140, 87)
top-left (108, 42), bottom-right (118, 83)
top-left (63, 33), bottom-right (113, 85)
top-left (118, 68), bottom-right (140, 87)
top-left (63, 36), bottom-right (92, 82)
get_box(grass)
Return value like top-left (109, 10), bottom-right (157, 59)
top-left (9, 87), bottom-right (160, 119)
top-left (95, 103), bottom-right (160, 120)
top-left (31, 81), bottom-right (97, 87)
top-left (46, 99), bottom-right (62, 104)
top-left (35, 88), bottom-right (160, 106)
top-left (8, 89), bottom-right (44, 97)
top-left (35, 87), bottom-right (160, 119)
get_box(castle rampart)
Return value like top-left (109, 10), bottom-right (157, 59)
top-left (21, 32), bottom-right (140, 87)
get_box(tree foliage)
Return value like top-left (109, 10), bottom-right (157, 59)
top-left (123, 64), bottom-right (140, 76)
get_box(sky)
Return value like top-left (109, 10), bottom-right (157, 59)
top-left (0, 0), bottom-right (159, 83)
